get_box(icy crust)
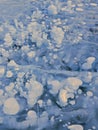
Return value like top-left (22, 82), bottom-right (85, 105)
top-left (0, 67), bottom-right (98, 130)
top-left (0, 0), bottom-right (98, 72)
top-left (0, 0), bottom-right (98, 129)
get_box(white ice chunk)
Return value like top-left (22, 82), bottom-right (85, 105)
top-left (4, 33), bottom-right (13, 46)
top-left (51, 26), bottom-right (64, 47)
top-left (69, 100), bottom-right (75, 105)
top-left (3, 97), bottom-right (20, 115)
top-left (5, 83), bottom-right (14, 92)
top-left (48, 4), bottom-right (58, 15)
top-left (37, 100), bottom-right (43, 107)
top-left (87, 91), bottom-right (93, 97)
top-left (64, 77), bottom-right (82, 91)
top-left (0, 89), bottom-right (4, 96)
top-left (90, 3), bottom-right (97, 6)
top-left (6, 70), bottom-right (13, 78)
top-left (27, 110), bottom-right (37, 120)
top-left (0, 66), bottom-right (5, 77)
top-left (58, 89), bottom-right (68, 106)
top-left (21, 45), bottom-right (30, 52)
top-left (8, 60), bottom-right (18, 67)
top-left (82, 57), bottom-right (95, 70)
top-left (68, 124), bottom-right (83, 130)
top-left (48, 80), bottom-right (61, 94)
top-left (27, 51), bottom-right (35, 58)
top-left (76, 8), bottom-right (84, 11)
top-left (84, 72), bottom-right (92, 83)
top-left (27, 80), bottom-right (43, 107)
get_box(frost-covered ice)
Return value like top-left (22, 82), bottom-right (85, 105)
top-left (0, 0), bottom-right (98, 129)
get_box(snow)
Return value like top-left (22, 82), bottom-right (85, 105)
top-left (0, 66), bottom-right (5, 77)
top-left (58, 89), bottom-right (68, 106)
top-left (27, 110), bottom-right (37, 120)
top-left (8, 60), bottom-right (18, 67)
top-left (6, 70), bottom-right (13, 78)
top-left (37, 100), bottom-right (43, 107)
top-left (27, 51), bottom-right (36, 58)
top-left (68, 125), bottom-right (83, 130)
top-left (0, 89), bottom-right (3, 96)
top-left (0, 0), bottom-right (98, 129)
top-left (76, 8), bottom-right (83, 11)
top-left (90, 3), bottom-right (97, 6)
top-left (69, 100), bottom-right (75, 105)
top-left (82, 57), bottom-right (96, 70)
top-left (4, 33), bottom-right (13, 46)
top-left (27, 80), bottom-right (43, 107)
top-left (48, 4), bottom-right (58, 15)
top-left (87, 91), bottom-right (93, 97)
top-left (3, 98), bottom-right (20, 115)
top-left (57, 77), bottom-right (82, 106)
top-left (48, 80), bottom-right (61, 94)
top-left (64, 77), bottom-right (82, 91)
top-left (5, 83), bottom-right (14, 92)
top-left (51, 26), bottom-right (64, 47)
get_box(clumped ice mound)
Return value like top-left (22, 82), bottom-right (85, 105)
top-left (0, 0), bottom-right (98, 130)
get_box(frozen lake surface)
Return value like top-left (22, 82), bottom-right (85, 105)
top-left (0, 0), bottom-right (98, 130)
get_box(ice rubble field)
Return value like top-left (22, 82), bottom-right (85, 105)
top-left (0, 0), bottom-right (98, 130)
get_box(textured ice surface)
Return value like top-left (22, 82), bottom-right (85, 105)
top-left (0, 0), bottom-right (98, 130)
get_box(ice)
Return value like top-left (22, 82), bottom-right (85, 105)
top-left (27, 110), bottom-right (37, 120)
top-left (0, 66), bottom-right (5, 77)
top-left (3, 97), bottom-right (20, 115)
top-left (6, 70), bottom-right (13, 78)
top-left (0, 0), bottom-right (98, 129)
top-left (4, 33), bottom-right (13, 46)
top-left (48, 80), bottom-right (61, 94)
top-left (27, 80), bottom-right (43, 107)
top-left (82, 57), bottom-right (96, 70)
top-left (68, 124), bottom-right (83, 130)
top-left (0, 0), bottom-right (32, 20)
top-left (63, 77), bottom-right (82, 91)
top-left (48, 4), bottom-right (58, 15)
top-left (51, 26), bottom-right (64, 47)
top-left (58, 89), bottom-right (68, 106)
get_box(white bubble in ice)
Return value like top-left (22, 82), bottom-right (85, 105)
top-left (3, 97), bottom-right (20, 115)
top-left (68, 124), bottom-right (83, 130)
